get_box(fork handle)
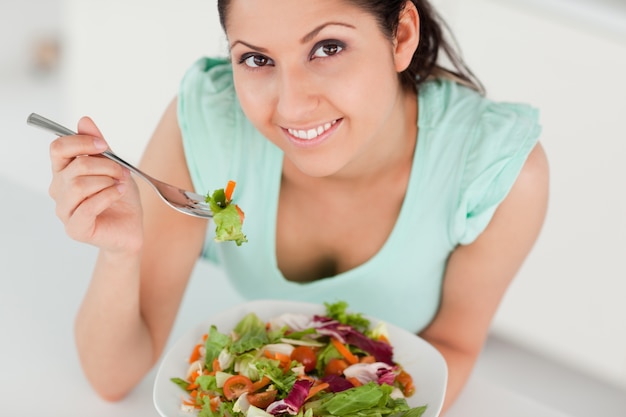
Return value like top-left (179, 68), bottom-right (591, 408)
top-left (27, 113), bottom-right (150, 181)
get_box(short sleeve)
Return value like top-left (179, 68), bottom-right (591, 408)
top-left (453, 101), bottom-right (542, 245)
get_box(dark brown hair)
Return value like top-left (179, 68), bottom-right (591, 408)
top-left (217, 0), bottom-right (484, 94)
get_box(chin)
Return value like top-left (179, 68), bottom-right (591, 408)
top-left (288, 156), bottom-right (345, 178)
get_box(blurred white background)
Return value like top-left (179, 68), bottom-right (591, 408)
top-left (1, 0), bottom-right (625, 415)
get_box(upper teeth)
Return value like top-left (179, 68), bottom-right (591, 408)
top-left (288, 120), bottom-right (337, 140)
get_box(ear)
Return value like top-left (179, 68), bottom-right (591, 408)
top-left (393, 1), bottom-right (420, 73)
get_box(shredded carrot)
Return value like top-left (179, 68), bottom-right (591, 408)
top-left (264, 350), bottom-right (290, 364)
top-left (225, 180), bottom-right (236, 201)
top-left (209, 396), bottom-right (221, 412)
top-left (187, 382), bottom-right (199, 391)
top-left (378, 334), bottom-right (390, 344)
top-left (360, 355), bottom-right (376, 364)
top-left (347, 376), bottom-right (362, 387)
top-left (264, 350), bottom-right (291, 373)
top-left (208, 358), bottom-right (221, 375)
top-left (277, 353), bottom-right (292, 373)
top-left (189, 343), bottom-right (202, 364)
top-left (331, 338), bottom-right (359, 365)
top-left (182, 398), bottom-right (199, 408)
top-left (188, 370), bottom-right (201, 384)
top-left (305, 382), bottom-right (330, 400)
top-left (396, 370), bottom-right (415, 397)
top-left (274, 352), bottom-right (291, 364)
top-left (251, 376), bottom-right (272, 393)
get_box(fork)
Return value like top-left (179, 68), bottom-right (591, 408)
top-left (27, 113), bottom-right (213, 219)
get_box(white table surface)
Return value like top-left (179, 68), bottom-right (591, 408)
top-left (0, 177), bottom-right (571, 417)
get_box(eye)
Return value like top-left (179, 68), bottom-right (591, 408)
top-left (240, 54), bottom-right (274, 68)
top-left (311, 41), bottom-right (344, 59)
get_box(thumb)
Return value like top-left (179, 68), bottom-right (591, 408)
top-left (77, 116), bottom-right (106, 140)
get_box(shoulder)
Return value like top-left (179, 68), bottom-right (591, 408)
top-left (178, 57), bottom-right (237, 124)
top-left (181, 57), bottom-right (234, 93)
top-left (419, 78), bottom-right (541, 142)
top-left (419, 79), bottom-right (544, 245)
top-left (421, 78), bottom-right (542, 178)
top-left (176, 56), bottom-right (244, 139)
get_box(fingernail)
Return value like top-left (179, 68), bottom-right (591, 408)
top-left (94, 137), bottom-right (107, 150)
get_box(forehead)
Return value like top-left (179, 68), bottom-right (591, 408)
top-left (225, 0), bottom-right (373, 40)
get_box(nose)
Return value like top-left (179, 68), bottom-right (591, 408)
top-left (275, 65), bottom-right (319, 122)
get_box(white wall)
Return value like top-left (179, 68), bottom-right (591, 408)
top-left (440, 0), bottom-right (626, 389)
top-left (0, 0), bottom-right (66, 194)
top-left (61, 0), bottom-right (228, 164)
top-left (19, 0), bottom-right (626, 390)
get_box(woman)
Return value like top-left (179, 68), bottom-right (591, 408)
top-left (48, 0), bottom-right (549, 412)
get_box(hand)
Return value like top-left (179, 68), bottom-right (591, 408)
top-left (48, 117), bottom-right (143, 253)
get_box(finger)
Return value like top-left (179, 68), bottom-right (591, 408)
top-left (49, 134), bottom-right (109, 173)
top-left (64, 153), bottom-right (129, 182)
top-left (64, 184), bottom-right (125, 242)
top-left (77, 116), bottom-right (106, 142)
top-left (52, 175), bottom-right (121, 223)
top-left (49, 154), bottom-right (128, 205)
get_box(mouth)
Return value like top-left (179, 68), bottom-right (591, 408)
top-left (284, 119), bottom-right (341, 142)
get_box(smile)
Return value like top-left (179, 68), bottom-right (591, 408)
top-left (287, 119), bottom-right (339, 140)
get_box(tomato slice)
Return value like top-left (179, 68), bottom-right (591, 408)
top-left (222, 375), bottom-right (253, 400)
top-left (247, 389), bottom-right (277, 409)
top-left (290, 346), bottom-right (317, 373)
top-left (235, 204), bottom-right (245, 224)
top-left (324, 358), bottom-right (349, 376)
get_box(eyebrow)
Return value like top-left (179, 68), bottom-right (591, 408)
top-left (229, 22), bottom-right (356, 52)
top-left (301, 22), bottom-right (356, 43)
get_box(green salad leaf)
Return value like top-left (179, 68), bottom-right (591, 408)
top-left (204, 325), bottom-right (230, 370)
top-left (205, 184), bottom-right (248, 246)
top-left (230, 312), bottom-right (269, 354)
top-left (324, 300), bottom-right (370, 333)
top-left (306, 383), bottom-right (425, 417)
top-left (170, 377), bottom-right (189, 392)
top-left (195, 374), bottom-right (218, 392)
top-left (254, 357), bottom-right (298, 396)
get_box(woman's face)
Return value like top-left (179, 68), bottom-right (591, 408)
top-left (226, 0), bottom-right (411, 178)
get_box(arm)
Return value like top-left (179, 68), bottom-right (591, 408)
top-left (72, 99), bottom-right (208, 400)
top-left (419, 143), bottom-right (549, 414)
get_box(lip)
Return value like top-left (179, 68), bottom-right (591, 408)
top-left (282, 118), bottom-right (343, 148)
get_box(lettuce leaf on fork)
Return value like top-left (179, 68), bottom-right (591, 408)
top-left (205, 181), bottom-right (248, 246)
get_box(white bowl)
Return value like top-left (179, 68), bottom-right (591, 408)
top-left (153, 300), bottom-right (447, 417)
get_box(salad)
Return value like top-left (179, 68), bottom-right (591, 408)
top-left (170, 301), bottom-right (427, 417)
top-left (205, 180), bottom-right (247, 246)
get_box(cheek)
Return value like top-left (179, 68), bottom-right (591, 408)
top-left (336, 62), bottom-right (400, 121)
top-left (233, 75), bottom-right (273, 127)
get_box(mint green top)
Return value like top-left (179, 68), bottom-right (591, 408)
top-left (178, 57), bottom-right (541, 333)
